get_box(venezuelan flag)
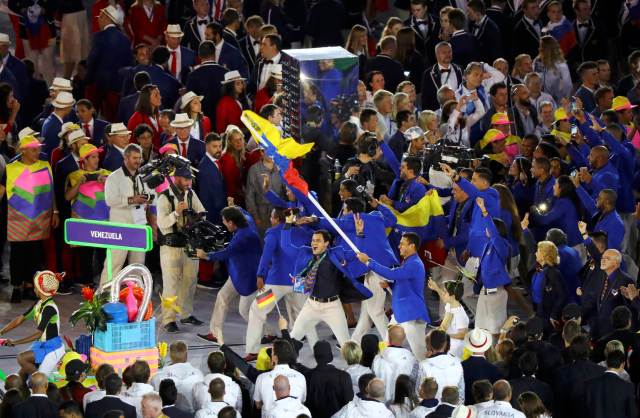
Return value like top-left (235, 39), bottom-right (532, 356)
top-left (256, 289), bottom-right (276, 309)
top-left (387, 190), bottom-right (444, 239)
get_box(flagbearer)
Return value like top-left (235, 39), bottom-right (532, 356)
top-left (356, 230), bottom-right (430, 360)
top-left (244, 207), bottom-right (317, 361)
top-left (0, 136), bottom-right (59, 303)
top-left (156, 166), bottom-right (206, 333)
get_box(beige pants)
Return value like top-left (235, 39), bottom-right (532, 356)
top-left (390, 316), bottom-right (427, 361)
top-left (209, 279), bottom-right (254, 335)
top-left (351, 271), bottom-right (389, 343)
top-left (160, 246), bottom-right (198, 324)
top-left (290, 298), bottom-right (350, 348)
top-left (475, 286), bottom-right (508, 335)
top-left (245, 284), bottom-right (314, 354)
top-left (60, 11), bottom-right (90, 63)
top-left (99, 249), bottom-right (146, 287)
top-left (23, 38), bottom-right (55, 85)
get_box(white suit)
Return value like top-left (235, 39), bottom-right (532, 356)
top-left (150, 361), bottom-right (204, 411)
top-left (371, 346), bottom-right (418, 402)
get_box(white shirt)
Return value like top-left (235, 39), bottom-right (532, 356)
top-left (266, 396), bottom-right (310, 418)
top-left (249, 35), bottom-right (260, 56)
top-left (438, 64), bottom-right (459, 90)
top-left (576, 19), bottom-right (589, 43)
top-left (254, 364), bottom-right (306, 418)
top-left (192, 373), bottom-right (243, 412)
top-left (409, 402), bottom-right (439, 418)
top-left (259, 52), bottom-right (281, 90)
top-left (415, 353), bottom-right (465, 403)
top-left (344, 364), bottom-right (371, 395)
top-left (332, 397), bottom-right (395, 418)
top-left (371, 346), bottom-right (417, 402)
top-left (195, 400), bottom-right (241, 418)
top-left (524, 15), bottom-right (541, 36)
top-left (195, 15), bottom-right (210, 42)
top-left (83, 389), bottom-right (106, 410)
top-left (168, 47), bottom-right (183, 79)
top-left (477, 400), bottom-right (526, 418)
top-left (121, 382), bottom-right (157, 418)
top-left (190, 122), bottom-right (201, 140)
top-left (445, 303), bottom-right (469, 358)
top-left (104, 167), bottom-right (151, 225)
top-left (150, 362), bottom-right (204, 412)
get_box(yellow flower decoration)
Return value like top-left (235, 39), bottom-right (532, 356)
top-left (160, 295), bottom-right (182, 314)
top-left (158, 341), bottom-right (168, 359)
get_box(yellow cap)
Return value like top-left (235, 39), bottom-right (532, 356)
top-left (554, 108), bottom-right (569, 123)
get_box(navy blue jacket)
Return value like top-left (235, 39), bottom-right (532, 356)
top-left (535, 265), bottom-right (567, 323)
top-left (575, 85), bottom-right (597, 113)
top-left (87, 118), bottom-right (109, 147)
top-left (118, 92), bottom-right (139, 124)
top-left (218, 41), bottom-right (249, 79)
top-left (457, 178), bottom-right (500, 257)
top-left (181, 15), bottom-right (207, 51)
top-left (41, 113), bottom-right (63, 159)
top-left (176, 46), bottom-right (197, 84)
top-left (86, 26), bottom-right (133, 92)
top-left (461, 356), bottom-right (502, 404)
top-left (102, 145), bottom-right (124, 171)
top-left (166, 136), bottom-right (206, 166)
top-left (206, 208), bottom-right (261, 296)
top-left (368, 253), bottom-right (429, 323)
top-left (583, 268), bottom-right (635, 339)
top-left (476, 212), bottom-right (512, 290)
top-left (54, 153), bottom-right (79, 220)
top-left (147, 64), bottom-right (182, 110)
top-left (257, 223), bottom-right (298, 286)
top-left (420, 63), bottom-right (463, 111)
top-left (239, 34), bottom-right (259, 73)
top-left (444, 198), bottom-right (473, 261)
top-left (0, 65), bottom-right (20, 104)
top-left (449, 31), bottom-right (481, 69)
top-left (470, 16), bottom-right (503, 64)
top-left (365, 54), bottom-right (405, 93)
top-left (530, 197), bottom-right (582, 247)
top-left (388, 130), bottom-right (406, 162)
top-left (196, 155), bottom-right (226, 224)
top-left (186, 61), bottom-right (228, 123)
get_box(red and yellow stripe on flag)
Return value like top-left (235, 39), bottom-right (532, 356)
top-left (256, 289), bottom-right (276, 309)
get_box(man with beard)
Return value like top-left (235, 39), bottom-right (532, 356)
top-left (510, 84), bottom-right (539, 137)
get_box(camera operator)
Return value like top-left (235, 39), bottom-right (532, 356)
top-left (338, 132), bottom-right (394, 200)
top-left (100, 144), bottom-right (154, 286)
top-left (156, 166), bottom-right (206, 333)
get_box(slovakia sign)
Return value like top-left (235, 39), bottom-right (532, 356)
top-left (64, 219), bottom-right (153, 252)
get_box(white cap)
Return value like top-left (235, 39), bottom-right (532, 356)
top-left (170, 113), bottom-right (194, 128)
top-left (165, 24), bottom-right (184, 38)
top-left (51, 92), bottom-right (76, 109)
top-left (108, 122), bottom-right (131, 136)
top-left (180, 91), bottom-right (204, 111)
top-left (49, 77), bottom-right (73, 92)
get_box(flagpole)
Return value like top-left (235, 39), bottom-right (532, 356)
top-left (305, 193), bottom-right (360, 254)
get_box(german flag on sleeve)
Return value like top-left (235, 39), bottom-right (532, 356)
top-left (256, 289), bottom-right (276, 309)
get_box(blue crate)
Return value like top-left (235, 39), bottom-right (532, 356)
top-left (93, 318), bottom-right (156, 352)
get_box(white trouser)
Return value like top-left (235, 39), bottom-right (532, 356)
top-left (39, 345), bottom-right (66, 376)
top-left (475, 286), bottom-right (508, 335)
top-left (430, 251), bottom-right (463, 317)
top-left (621, 213), bottom-right (638, 258)
top-left (290, 298), bottom-right (350, 348)
top-left (461, 256), bottom-right (480, 315)
top-left (160, 246), bottom-right (198, 324)
top-left (209, 279), bottom-right (255, 336)
top-left (351, 271), bottom-right (389, 343)
top-left (99, 249), bottom-right (146, 286)
top-left (390, 316), bottom-right (427, 361)
top-left (245, 284), bottom-right (316, 354)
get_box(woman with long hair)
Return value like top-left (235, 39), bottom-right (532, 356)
top-left (518, 391), bottom-right (552, 418)
top-left (180, 91), bottom-right (211, 140)
top-left (345, 25), bottom-right (369, 80)
top-left (495, 184), bottom-right (523, 275)
top-left (360, 333), bottom-right (380, 369)
top-left (388, 374), bottom-right (419, 417)
top-left (219, 125), bottom-right (260, 206)
top-left (127, 84), bottom-right (161, 149)
top-left (533, 36), bottom-right (572, 102)
top-left (254, 65), bottom-right (282, 113)
top-left (395, 27), bottom-right (425, 91)
top-left (512, 54), bottom-right (533, 82)
top-left (381, 17), bottom-right (403, 38)
top-left (427, 280), bottom-right (469, 358)
top-left (392, 92), bottom-right (411, 123)
top-left (133, 123), bottom-right (156, 164)
top-left (124, 0), bottom-right (167, 46)
top-left (216, 71), bottom-right (250, 134)
top-left (531, 240), bottom-right (567, 329)
top-left (439, 6), bottom-right (455, 41)
top-left (508, 157), bottom-right (535, 218)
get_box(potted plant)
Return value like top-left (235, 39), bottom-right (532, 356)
top-left (70, 287), bottom-right (111, 334)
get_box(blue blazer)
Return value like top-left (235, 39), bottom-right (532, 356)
top-left (119, 64), bottom-right (152, 96)
top-left (449, 31), bottom-right (481, 69)
top-left (576, 185), bottom-right (625, 250)
top-left (557, 244), bottom-right (582, 303)
top-left (0, 66), bottom-right (21, 103)
top-left (257, 223), bottom-right (298, 286)
top-left (388, 178), bottom-right (427, 213)
top-left (118, 92), bottom-right (139, 124)
top-left (53, 153), bottom-right (79, 218)
top-left (457, 178), bottom-right (500, 257)
top-left (166, 136), bottom-right (205, 166)
top-left (530, 197), bottom-right (582, 247)
top-left (91, 118), bottom-right (109, 147)
top-left (196, 155), bottom-right (226, 224)
top-left (102, 145), bottom-right (124, 171)
top-left (533, 177), bottom-right (555, 206)
top-left (147, 65), bottom-right (182, 110)
top-left (476, 212), bottom-right (511, 290)
top-left (317, 205), bottom-right (398, 277)
top-left (41, 114), bottom-right (63, 159)
top-left (185, 61), bottom-right (228, 123)
top-left (583, 161), bottom-right (619, 199)
top-left (5, 54), bottom-right (28, 97)
top-left (280, 226), bottom-right (372, 300)
top-left (368, 253), bottom-right (429, 323)
top-left (444, 198), bottom-right (473, 261)
top-left (218, 42), bottom-right (249, 79)
top-left (86, 26), bottom-right (133, 92)
top-left (206, 209), bottom-right (261, 296)
top-left (387, 130), bottom-right (406, 162)
top-left (178, 46), bottom-right (197, 84)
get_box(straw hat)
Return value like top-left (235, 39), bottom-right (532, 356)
top-left (49, 77), bottom-right (73, 92)
top-left (464, 328), bottom-right (492, 353)
top-left (100, 5), bottom-right (120, 24)
top-left (51, 92), bottom-right (76, 109)
top-left (0, 33), bottom-right (10, 45)
top-left (270, 64), bottom-right (283, 80)
top-left (222, 70), bottom-right (246, 84)
top-left (58, 122), bottom-right (80, 138)
top-left (451, 405), bottom-right (476, 418)
top-left (170, 113), bottom-right (194, 128)
top-left (18, 135), bottom-right (43, 150)
top-left (18, 127), bottom-right (39, 140)
top-left (165, 24), bottom-right (184, 38)
top-left (611, 96), bottom-right (637, 112)
top-left (180, 91), bottom-right (204, 110)
top-left (79, 144), bottom-right (101, 160)
top-left (108, 122), bottom-right (131, 136)
top-left (490, 112), bottom-right (512, 125)
top-left (34, 270), bottom-right (65, 297)
top-left (67, 129), bottom-right (90, 145)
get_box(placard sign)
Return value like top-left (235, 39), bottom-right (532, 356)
top-left (64, 219), bottom-right (153, 283)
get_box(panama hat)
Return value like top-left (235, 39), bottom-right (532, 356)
top-left (18, 127), bottom-right (39, 140)
top-left (51, 92), bottom-right (76, 109)
top-left (108, 122), bottom-right (131, 136)
top-left (451, 405), bottom-right (476, 418)
top-left (165, 24), bottom-right (184, 38)
top-left (49, 77), bottom-right (73, 92)
top-left (67, 129), bottom-right (90, 145)
top-left (270, 64), bottom-right (283, 80)
top-left (170, 113), bottom-right (194, 128)
top-left (0, 33), bottom-right (10, 45)
top-left (180, 91), bottom-right (204, 110)
top-left (58, 122), bottom-right (80, 138)
top-left (100, 5), bottom-right (120, 24)
top-left (464, 328), bottom-right (492, 353)
top-left (222, 70), bottom-right (246, 84)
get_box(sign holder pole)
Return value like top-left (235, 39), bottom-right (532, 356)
top-left (106, 249), bottom-right (113, 284)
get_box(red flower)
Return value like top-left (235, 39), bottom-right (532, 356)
top-left (81, 287), bottom-right (95, 302)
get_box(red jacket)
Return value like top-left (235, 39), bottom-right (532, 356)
top-left (215, 96), bottom-right (243, 134)
top-left (253, 88), bottom-right (273, 113)
top-left (219, 150), bottom-right (261, 206)
top-left (127, 111), bottom-right (161, 150)
top-left (124, 3), bottom-right (167, 46)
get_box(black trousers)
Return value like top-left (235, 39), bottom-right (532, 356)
top-left (10, 240), bottom-right (44, 287)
